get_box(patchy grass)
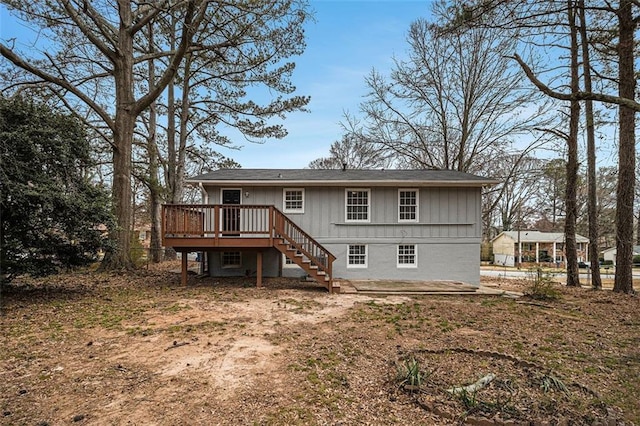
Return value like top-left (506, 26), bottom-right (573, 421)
top-left (0, 266), bottom-right (638, 425)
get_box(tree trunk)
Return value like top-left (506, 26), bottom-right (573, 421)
top-left (565, 0), bottom-right (580, 287)
top-left (578, 0), bottom-right (602, 289)
top-left (103, 111), bottom-right (135, 269)
top-left (175, 55), bottom-right (193, 204)
top-left (146, 24), bottom-right (163, 264)
top-left (614, 0), bottom-right (636, 294)
top-left (163, 15), bottom-right (178, 262)
top-left (102, 3), bottom-right (136, 270)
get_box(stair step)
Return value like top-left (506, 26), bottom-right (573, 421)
top-left (273, 228), bottom-right (334, 292)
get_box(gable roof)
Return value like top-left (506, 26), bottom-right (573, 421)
top-left (492, 231), bottom-right (589, 244)
top-left (188, 169), bottom-right (499, 187)
top-left (602, 245), bottom-right (640, 254)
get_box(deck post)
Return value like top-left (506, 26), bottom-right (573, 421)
top-left (181, 251), bottom-right (188, 286)
top-left (256, 251), bottom-right (263, 288)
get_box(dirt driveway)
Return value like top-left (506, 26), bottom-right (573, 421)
top-left (1, 264), bottom-right (638, 425)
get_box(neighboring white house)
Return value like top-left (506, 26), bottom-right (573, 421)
top-left (492, 231), bottom-right (589, 267)
top-left (602, 245), bottom-right (640, 265)
top-left (162, 169), bottom-right (497, 291)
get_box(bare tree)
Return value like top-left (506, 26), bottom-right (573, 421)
top-left (577, 0), bottom-right (602, 289)
top-left (450, 0), bottom-right (636, 293)
top-left (346, 17), bottom-right (551, 175)
top-left (132, 2), bottom-right (310, 259)
top-left (308, 133), bottom-right (390, 170)
top-left (612, 0), bottom-right (636, 293)
top-left (564, 0), bottom-right (581, 287)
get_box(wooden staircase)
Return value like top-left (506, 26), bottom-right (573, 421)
top-left (272, 209), bottom-right (338, 293)
top-left (162, 204), bottom-right (337, 293)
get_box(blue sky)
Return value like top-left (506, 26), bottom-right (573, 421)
top-left (227, 0), bottom-right (433, 168)
top-left (0, 1), bottom-right (433, 168)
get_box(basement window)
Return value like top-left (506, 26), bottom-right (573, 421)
top-left (221, 251), bottom-right (241, 268)
top-left (397, 244), bottom-right (417, 268)
top-left (347, 244), bottom-right (367, 268)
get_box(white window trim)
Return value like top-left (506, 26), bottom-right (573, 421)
top-left (397, 244), bottom-right (418, 268)
top-left (398, 188), bottom-right (419, 223)
top-left (282, 253), bottom-right (302, 268)
top-left (221, 251), bottom-right (242, 269)
top-left (282, 188), bottom-right (305, 213)
top-left (347, 244), bottom-right (368, 268)
top-left (345, 188), bottom-right (371, 223)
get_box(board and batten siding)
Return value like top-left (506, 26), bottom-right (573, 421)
top-left (207, 186), bottom-right (480, 238)
top-left (204, 185), bottom-right (482, 285)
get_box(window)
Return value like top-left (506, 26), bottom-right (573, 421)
top-left (283, 188), bottom-right (304, 213)
top-left (397, 245), bottom-right (417, 267)
top-left (283, 252), bottom-right (301, 268)
top-left (346, 189), bottom-right (370, 222)
top-left (347, 244), bottom-right (367, 268)
top-left (221, 251), bottom-right (241, 268)
top-left (398, 189), bottom-right (418, 222)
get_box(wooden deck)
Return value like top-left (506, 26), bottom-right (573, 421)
top-left (162, 204), bottom-right (337, 292)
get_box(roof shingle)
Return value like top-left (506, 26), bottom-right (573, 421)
top-left (188, 168), bottom-right (498, 187)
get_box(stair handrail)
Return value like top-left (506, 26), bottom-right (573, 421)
top-left (272, 208), bottom-right (336, 275)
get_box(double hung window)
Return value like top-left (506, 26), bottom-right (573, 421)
top-left (398, 189), bottom-right (418, 222)
top-left (346, 189), bottom-right (370, 222)
top-left (347, 244), bottom-right (367, 268)
top-left (283, 189), bottom-right (304, 213)
top-left (397, 245), bottom-right (417, 268)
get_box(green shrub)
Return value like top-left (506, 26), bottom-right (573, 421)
top-left (524, 267), bottom-right (560, 301)
top-left (0, 96), bottom-right (114, 282)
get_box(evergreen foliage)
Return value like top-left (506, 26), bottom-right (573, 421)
top-left (0, 96), bottom-right (113, 281)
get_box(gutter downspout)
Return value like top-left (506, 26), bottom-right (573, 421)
top-left (198, 182), bottom-right (208, 204)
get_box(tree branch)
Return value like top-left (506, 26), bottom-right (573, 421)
top-left (133, 1), bottom-right (201, 115)
top-left (509, 53), bottom-right (640, 111)
top-left (60, 0), bottom-right (116, 62)
top-left (0, 44), bottom-right (115, 131)
top-left (130, 0), bottom-right (172, 35)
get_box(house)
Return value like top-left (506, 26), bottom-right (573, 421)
top-left (492, 231), bottom-right (589, 267)
top-left (602, 245), bottom-right (640, 265)
top-left (161, 169), bottom-right (497, 292)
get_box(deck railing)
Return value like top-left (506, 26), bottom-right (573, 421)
top-left (162, 204), bottom-right (275, 242)
top-left (162, 204), bottom-right (335, 274)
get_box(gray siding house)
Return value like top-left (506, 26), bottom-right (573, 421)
top-left (162, 169), bottom-right (496, 291)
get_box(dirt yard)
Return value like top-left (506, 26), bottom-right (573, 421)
top-left (1, 262), bottom-right (638, 425)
